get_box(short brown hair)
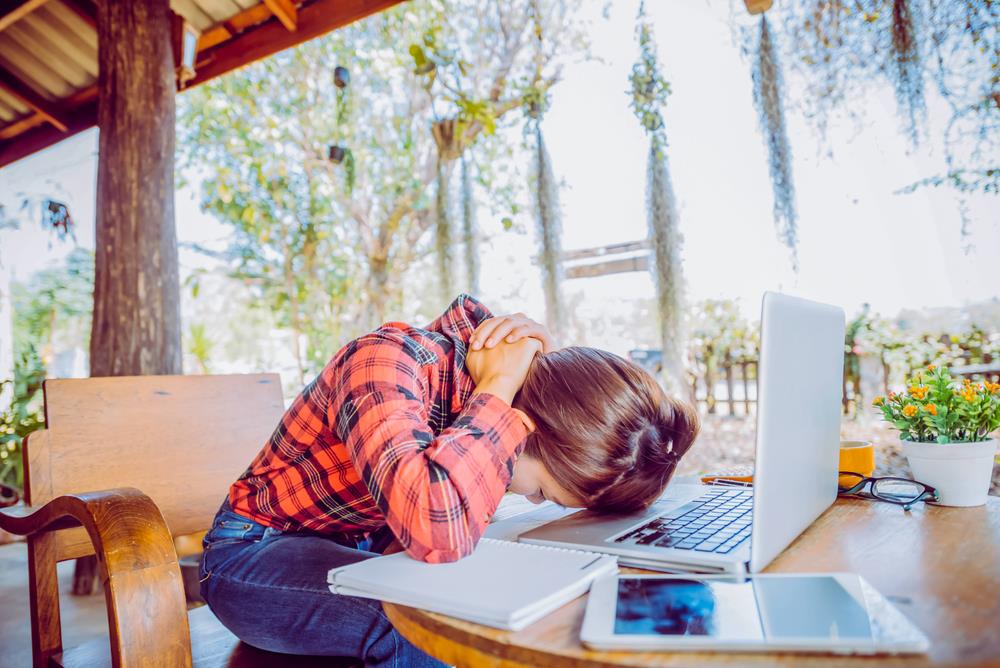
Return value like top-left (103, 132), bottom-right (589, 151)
top-left (513, 347), bottom-right (699, 513)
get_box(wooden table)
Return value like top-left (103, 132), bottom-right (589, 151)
top-left (384, 496), bottom-right (1000, 667)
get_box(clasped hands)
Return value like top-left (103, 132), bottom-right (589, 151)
top-left (466, 313), bottom-right (554, 406)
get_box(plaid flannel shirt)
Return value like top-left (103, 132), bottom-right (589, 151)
top-left (228, 294), bottom-right (528, 562)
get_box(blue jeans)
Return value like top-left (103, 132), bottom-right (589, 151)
top-left (199, 501), bottom-right (446, 667)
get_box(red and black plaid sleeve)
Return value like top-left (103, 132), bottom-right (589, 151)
top-left (328, 327), bottom-right (528, 563)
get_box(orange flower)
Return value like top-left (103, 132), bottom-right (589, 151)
top-left (923, 403), bottom-right (937, 416)
top-left (908, 385), bottom-right (929, 400)
top-left (961, 389), bottom-right (976, 403)
top-left (872, 396), bottom-right (885, 406)
top-left (903, 405), bottom-right (918, 417)
top-left (926, 364), bottom-right (936, 371)
top-left (986, 382), bottom-right (1000, 394)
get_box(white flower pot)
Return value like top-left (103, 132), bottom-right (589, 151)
top-left (901, 438), bottom-right (998, 507)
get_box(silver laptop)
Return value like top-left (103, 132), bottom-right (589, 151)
top-left (518, 292), bottom-right (846, 576)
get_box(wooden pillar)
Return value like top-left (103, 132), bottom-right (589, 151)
top-left (90, 0), bottom-right (181, 379)
top-left (78, 0), bottom-right (181, 595)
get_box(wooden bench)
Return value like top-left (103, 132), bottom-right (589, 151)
top-left (0, 374), bottom-right (359, 668)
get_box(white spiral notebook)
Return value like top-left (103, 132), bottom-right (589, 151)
top-left (326, 537), bottom-right (618, 631)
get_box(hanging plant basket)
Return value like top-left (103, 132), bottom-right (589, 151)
top-left (328, 145), bottom-right (346, 163)
top-left (744, 0), bottom-right (772, 14)
top-left (334, 66), bottom-right (350, 89)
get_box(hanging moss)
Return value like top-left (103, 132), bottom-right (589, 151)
top-left (751, 16), bottom-right (798, 271)
top-left (460, 154), bottom-right (479, 295)
top-left (890, 0), bottom-right (927, 145)
top-left (526, 0), bottom-right (564, 337)
top-left (532, 123), bottom-right (565, 337)
top-left (629, 2), bottom-right (686, 394)
top-left (646, 136), bottom-right (686, 395)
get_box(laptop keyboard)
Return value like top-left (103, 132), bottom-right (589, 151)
top-left (613, 489), bottom-right (753, 554)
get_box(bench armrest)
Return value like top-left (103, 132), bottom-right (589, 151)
top-left (0, 488), bottom-right (193, 667)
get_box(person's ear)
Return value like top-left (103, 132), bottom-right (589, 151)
top-left (511, 407), bottom-right (536, 433)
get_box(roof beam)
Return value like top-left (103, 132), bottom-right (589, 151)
top-left (58, 0), bottom-right (96, 31)
top-left (563, 240), bottom-right (650, 262)
top-left (189, 0), bottom-right (404, 88)
top-left (0, 98), bottom-right (94, 168)
top-left (197, 2), bottom-right (274, 52)
top-left (0, 0), bottom-right (50, 33)
top-left (565, 255), bottom-right (650, 280)
top-left (0, 64), bottom-right (68, 131)
top-left (262, 0), bottom-right (296, 32)
top-left (0, 109), bottom-right (45, 140)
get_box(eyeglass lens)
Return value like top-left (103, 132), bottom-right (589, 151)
top-left (871, 478), bottom-right (925, 503)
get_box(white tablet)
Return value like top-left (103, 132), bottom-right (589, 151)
top-left (581, 573), bottom-right (929, 655)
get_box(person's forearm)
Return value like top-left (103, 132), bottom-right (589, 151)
top-left (473, 375), bottom-right (521, 405)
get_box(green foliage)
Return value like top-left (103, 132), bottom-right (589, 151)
top-left (185, 323), bottom-right (214, 374)
top-left (687, 300), bottom-right (759, 375)
top-left (628, 1), bottom-right (670, 139)
top-left (178, 0), bottom-right (586, 355)
top-left (0, 347), bottom-right (47, 493)
top-left (873, 367), bottom-right (1000, 443)
top-left (856, 317), bottom-right (999, 388)
top-left (11, 248), bottom-right (94, 361)
top-left (0, 219), bottom-right (89, 495)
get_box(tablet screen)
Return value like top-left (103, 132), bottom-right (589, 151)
top-left (614, 576), bottom-right (874, 642)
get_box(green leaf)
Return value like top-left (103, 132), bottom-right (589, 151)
top-left (409, 44), bottom-right (427, 69)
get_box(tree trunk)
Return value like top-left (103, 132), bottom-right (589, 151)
top-left (460, 155), bottom-right (479, 295)
top-left (365, 256), bottom-right (391, 330)
top-left (435, 156), bottom-right (454, 310)
top-left (283, 258), bottom-right (306, 386)
top-left (80, 0), bottom-right (180, 596)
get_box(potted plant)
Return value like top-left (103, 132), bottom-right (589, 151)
top-left (873, 365), bottom-right (1000, 506)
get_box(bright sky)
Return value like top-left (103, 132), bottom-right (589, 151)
top-left (1, 0), bottom-right (997, 350)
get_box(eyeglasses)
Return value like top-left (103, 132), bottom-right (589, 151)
top-left (837, 472), bottom-right (938, 511)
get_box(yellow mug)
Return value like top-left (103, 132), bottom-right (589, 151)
top-left (838, 441), bottom-right (875, 488)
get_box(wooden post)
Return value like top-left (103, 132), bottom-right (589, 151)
top-left (842, 364), bottom-right (850, 415)
top-left (78, 0), bottom-right (182, 595)
top-left (742, 360), bottom-right (751, 415)
top-left (27, 532), bottom-right (63, 668)
top-left (725, 352), bottom-right (735, 417)
top-left (705, 345), bottom-right (716, 415)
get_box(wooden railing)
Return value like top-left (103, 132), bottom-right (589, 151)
top-left (633, 348), bottom-right (998, 419)
top-left (690, 353), bottom-right (758, 416)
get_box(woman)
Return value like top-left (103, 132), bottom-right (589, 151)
top-left (199, 294), bottom-right (699, 665)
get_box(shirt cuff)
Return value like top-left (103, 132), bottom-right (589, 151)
top-left (460, 392), bottom-right (529, 458)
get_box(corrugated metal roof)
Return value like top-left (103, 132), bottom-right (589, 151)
top-left (0, 0), bottom-right (406, 167)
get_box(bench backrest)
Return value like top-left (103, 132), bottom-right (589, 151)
top-left (24, 373), bottom-right (285, 562)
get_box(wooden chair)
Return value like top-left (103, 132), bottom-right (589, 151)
top-left (0, 374), bottom-right (359, 668)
